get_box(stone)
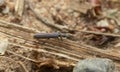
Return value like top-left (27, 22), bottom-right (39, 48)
top-left (73, 58), bottom-right (115, 72)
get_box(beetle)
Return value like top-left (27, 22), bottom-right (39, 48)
top-left (33, 32), bottom-right (70, 40)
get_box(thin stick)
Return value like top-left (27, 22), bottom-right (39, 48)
top-left (7, 50), bottom-right (75, 67)
top-left (7, 50), bottom-right (39, 62)
top-left (18, 61), bottom-right (29, 72)
top-left (79, 30), bottom-right (120, 37)
top-left (27, 0), bottom-right (69, 32)
top-left (9, 42), bottom-right (79, 61)
top-left (0, 20), bottom-right (39, 33)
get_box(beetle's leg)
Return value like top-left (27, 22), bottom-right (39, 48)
top-left (59, 33), bottom-right (63, 41)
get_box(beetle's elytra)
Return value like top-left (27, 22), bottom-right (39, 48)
top-left (34, 32), bottom-right (69, 39)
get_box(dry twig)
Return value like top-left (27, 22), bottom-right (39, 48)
top-left (7, 50), bottom-right (39, 62)
top-left (0, 20), bottom-right (39, 33)
top-left (18, 61), bottom-right (29, 72)
top-left (79, 30), bottom-right (120, 37)
top-left (26, 0), bottom-right (69, 32)
top-left (7, 49), bottom-right (75, 67)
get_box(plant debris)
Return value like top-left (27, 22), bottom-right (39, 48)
top-left (0, 0), bottom-right (120, 72)
top-left (0, 36), bottom-right (9, 55)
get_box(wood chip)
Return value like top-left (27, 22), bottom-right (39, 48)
top-left (15, 0), bottom-right (25, 16)
top-left (0, 36), bottom-right (9, 55)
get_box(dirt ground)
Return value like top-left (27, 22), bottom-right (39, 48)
top-left (0, 0), bottom-right (120, 72)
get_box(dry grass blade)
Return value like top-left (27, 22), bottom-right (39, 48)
top-left (8, 42), bottom-right (79, 62)
top-left (7, 50), bottom-right (74, 67)
top-left (79, 30), bottom-right (120, 37)
top-left (0, 20), bottom-right (39, 33)
top-left (7, 50), bottom-right (39, 62)
top-left (18, 61), bottom-right (29, 72)
top-left (0, 56), bottom-right (26, 72)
